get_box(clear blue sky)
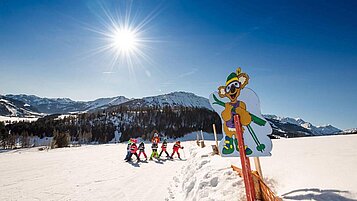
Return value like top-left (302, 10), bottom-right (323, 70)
top-left (0, 0), bottom-right (356, 129)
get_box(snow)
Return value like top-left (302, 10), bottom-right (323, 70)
top-left (0, 115), bottom-right (39, 124)
top-left (258, 135), bottom-right (357, 200)
top-left (0, 143), bottom-right (187, 201)
top-left (167, 142), bottom-right (246, 201)
top-left (54, 114), bottom-right (77, 120)
top-left (343, 128), bottom-right (357, 134)
top-left (1, 135), bottom-right (357, 201)
top-left (85, 96), bottom-right (129, 110)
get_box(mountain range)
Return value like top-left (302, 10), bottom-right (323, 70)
top-left (0, 92), bottom-right (354, 136)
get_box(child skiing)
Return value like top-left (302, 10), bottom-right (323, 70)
top-left (126, 138), bottom-right (140, 162)
top-left (124, 138), bottom-right (133, 161)
top-left (159, 139), bottom-right (170, 158)
top-left (138, 141), bottom-right (147, 161)
top-left (171, 141), bottom-right (184, 160)
top-left (149, 133), bottom-right (160, 160)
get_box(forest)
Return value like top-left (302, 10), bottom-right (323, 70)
top-left (0, 105), bottom-right (222, 149)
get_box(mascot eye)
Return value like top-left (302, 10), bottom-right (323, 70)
top-left (233, 81), bottom-right (240, 88)
top-left (225, 85), bottom-right (231, 93)
top-left (225, 81), bottom-right (240, 93)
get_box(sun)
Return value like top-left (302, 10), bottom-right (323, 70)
top-left (111, 28), bottom-right (138, 53)
top-left (86, 1), bottom-right (160, 75)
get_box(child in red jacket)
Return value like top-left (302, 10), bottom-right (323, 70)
top-left (138, 141), bottom-right (147, 160)
top-left (159, 139), bottom-right (170, 158)
top-left (171, 141), bottom-right (184, 160)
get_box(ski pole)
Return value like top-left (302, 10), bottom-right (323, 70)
top-left (182, 147), bottom-right (186, 159)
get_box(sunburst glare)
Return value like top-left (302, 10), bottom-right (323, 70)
top-left (85, 2), bottom-right (160, 76)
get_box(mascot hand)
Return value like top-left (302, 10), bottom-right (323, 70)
top-left (222, 103), bottom-right (233, 121)
top-left (235, 107), bottom-right (252, 126)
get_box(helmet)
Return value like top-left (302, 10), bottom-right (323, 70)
top-left (132, 138), bottom-right (137, 143)
top-left (154, 133), bottom-right (158, 137)
top-left (176, 141), bottom-right (181, 144)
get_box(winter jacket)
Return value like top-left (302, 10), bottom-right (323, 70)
top-left (161, 142), bottom-right (168, 151)
top-left (151, 143), bottom-right (158, 150)
top-left (130, 143), bottom-right (138, 153)
top-left (152, 136), bottom-right (160, 144)
top-left (138, 142), bottom-right (145, 151)
top-left (173, 143), bottom-right (182, 152)
top-left (127, 143), bottom-right (131, 151)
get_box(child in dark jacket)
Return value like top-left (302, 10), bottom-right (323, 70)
top-left (149, 142), bottom-right (159, 160)
top-left (171, 141), bottom-right (184, 160)
top-left (159, 139), bottom-right (170, 158)
top-left (138, 141), bottom-right (147, 160)
top-left (124, 138), bottom-right (133, 161)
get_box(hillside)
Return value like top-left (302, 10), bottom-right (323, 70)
top-left (1, 92), bottom-right (351, 139)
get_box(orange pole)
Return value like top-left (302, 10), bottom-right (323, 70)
top-left (234, 115), bottom-right (255, 201)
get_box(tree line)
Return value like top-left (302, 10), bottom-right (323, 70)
top-left (0, 106), bottom-right (222, 149)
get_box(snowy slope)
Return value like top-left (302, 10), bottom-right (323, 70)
top-left (5, 94), bottom-right (129, 114)
top-left (0, 143), bottom-right (187, 201)
top-left (84, 96), bottom-right (129, 111)
top-left (342, 128), bottom-right (357, 134)
top-left (121, 92), bottom-right (212, 110)
top-left (0, 96), bottom-right (42, 117)
top-left (1, 135), bottom-right (357, 201)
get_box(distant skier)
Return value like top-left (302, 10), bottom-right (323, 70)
top-left (149, 141), bottom-right (159, 160)
top-left (124, 138), bottom-right (133, 161)
top-left (158, 139), bottom-right (170, 158)
top-left (126, 139), bottom-right (140, 162)
top-left (171, 141), bottom-right (184, 160)
top-left (138, 141), bottom-right (147, 161)
top-left (152, 132), bottom-right (160, 144)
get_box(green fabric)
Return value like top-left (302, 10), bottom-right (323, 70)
top-left (150, 151), bottom-right (158, 159)
top-left (233, 138), bottom-right (253, 155)
top-left (222, 137), bottom-right (234, 154)
top-left (250, 114), bottom-right (266, 126)
top-left (226, 72), bottom-right (237, 83)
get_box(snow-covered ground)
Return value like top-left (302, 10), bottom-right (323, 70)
top-left (1, 135), bottom-right (357, 201)
top-left (259, 135), bottom-right (357, 200)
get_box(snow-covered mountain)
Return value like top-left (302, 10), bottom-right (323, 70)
top-left (264, 114), bottom-right (342, 136)
top-left (84, 96), bottom-right (130, 111)
top-left (0, 96), bottom-right (41, 117)
top-left (342, 128), bottom-right (357, 134)
top-left (120, 92), bottom-right (212, 110)
top-left (4, 94), bottom-right (129, 114)
top-left (2, 92), bottom-right (350, 137)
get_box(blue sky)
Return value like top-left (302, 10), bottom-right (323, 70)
top-left (0, 0), bottom-right (356, 129)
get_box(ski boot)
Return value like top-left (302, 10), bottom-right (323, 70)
top-left (234, 137), bottom-right (252, 155)
top-left (222, 136), bottom-right (235, 154)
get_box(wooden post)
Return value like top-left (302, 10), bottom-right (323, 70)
top-left (212, 124), bottom-right (220, 155)
top-left (196, 132), bottom-right (200, 146)
top-left (200, 130), bottom-right (205, 148)
top-left (234, 115), bottom-right (255, 201)
top-left (200, 130), bottom-right (204, 141)
top-left (254, 157), bottom-right (263, 179)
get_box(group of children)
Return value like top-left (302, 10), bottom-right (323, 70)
top-left (124, 133), bottom-right (184, 162)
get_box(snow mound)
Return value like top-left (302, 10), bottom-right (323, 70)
top-left (167, 142), bottom-right (246, 201)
